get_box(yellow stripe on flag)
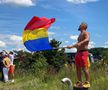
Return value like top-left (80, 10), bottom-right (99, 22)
top-left (22, 28), bottom-right (48, 43)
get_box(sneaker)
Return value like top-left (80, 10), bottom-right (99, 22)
top-left (83, 81), bottom-right (90, 88)
top-left (74, 81), bottom-right (83, 87)
top-left (11, 79), bottom-right (14, 83)
top-left (4, 80), bottom-right (9, 83)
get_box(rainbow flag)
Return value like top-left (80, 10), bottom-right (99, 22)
top-left (22, 16), bottom-right (55, 52)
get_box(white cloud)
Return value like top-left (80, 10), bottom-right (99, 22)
top-left (8, 35), bottom-right (23, 49)
top-left (9, 35), bottom-right (22, 41)
top-left (70, 35), bottom-right (78, 40)
top-left (0, 0), bottom-right (35, 7)
top-left (0, 40), bottom-right (6, 47)
top-left (0, 34), bottom-right (24, 51)
top-left (67, 0), bottom-right (99, 4)
top-left (48, 31), bottom-right (55, 35)
top-left (103, 41), bottom-right (108, 48)
top-left (64, 40), bottom-right (69, 43)
top-left (88, 41), bottom-right (95, 49)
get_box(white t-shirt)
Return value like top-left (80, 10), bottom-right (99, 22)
top-left (9, 54), bottom-right (14, 65)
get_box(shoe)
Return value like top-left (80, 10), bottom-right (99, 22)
top-left (11, 79), bottom-right (14, 83)
top-left (83, 81), bottom-right (90, 88)
top-left (4, 80), bottom-right (9, 83)
top-left (74, 81), bottom-right (83, 87)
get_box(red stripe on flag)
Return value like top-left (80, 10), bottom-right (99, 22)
top-left (24, 16), bottom-right (55, 31)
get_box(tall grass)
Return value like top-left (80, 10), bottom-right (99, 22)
top-left (0, 61), bottom-right (108, 90)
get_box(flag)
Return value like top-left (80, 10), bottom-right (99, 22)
top-left (22, 16), bottom-right (55, 52)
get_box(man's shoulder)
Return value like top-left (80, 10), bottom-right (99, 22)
top-left (83, 31), bottom-right (89, 35)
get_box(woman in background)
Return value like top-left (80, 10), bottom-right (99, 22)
top-left (3, 54), bottom-right (10, 82)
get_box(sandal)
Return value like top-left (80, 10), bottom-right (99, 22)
top-left (74, 81), bottom-right (83, 87)
top-left (83, 81), bottom-right (90, 88)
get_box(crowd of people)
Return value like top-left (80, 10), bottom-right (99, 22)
top-left (0, 50), bottom-right (15, 83)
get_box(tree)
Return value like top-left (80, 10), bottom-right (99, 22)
top-left (42, 39), bottom-right (66, 72)
top-left (89, 47), bottom-right (108, 64)
top-left (14, 39), bottom-right (66, 74)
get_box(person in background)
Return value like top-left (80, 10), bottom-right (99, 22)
top-left (89, 53), bottom-right (94, 63)
top-left (8, 51), bottom-right (15, 82)
top-left (0, 52), bottom-right (4, 81)
top-left (2, 54), bottom-right (10, 82)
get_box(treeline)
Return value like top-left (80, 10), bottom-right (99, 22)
top-left (89, 47), bottom-right (108, 63)
top-left (14, 39), bottom-right (66, 74)
top-left (13, 39), bottom-right (108, 74)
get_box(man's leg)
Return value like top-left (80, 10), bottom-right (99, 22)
top-left (83, 67), bottom-right (90, 87)
top-left (83, 67), bottom-right (89, 82)
top-left (76, 66), bottom-right (82, 82)
top-left (81, 51), bottom-right (90, 82)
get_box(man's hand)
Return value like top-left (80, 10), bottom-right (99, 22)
top-left (76, 43), bottom-right (81, 47)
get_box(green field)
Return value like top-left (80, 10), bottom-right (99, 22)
top-left (0, 62), bottom-right (108, 90)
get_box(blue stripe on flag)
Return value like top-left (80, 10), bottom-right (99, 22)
top-left (24, 37), bottom-right (53, 52)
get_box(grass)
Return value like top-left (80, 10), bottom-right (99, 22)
top-left (0, 62), bottom-right (108, 90)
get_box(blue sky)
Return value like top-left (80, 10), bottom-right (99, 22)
top-left (0, 0), bottom-right (108, 52)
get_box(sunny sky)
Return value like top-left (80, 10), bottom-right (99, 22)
top-left (0, 0), bottom-right (108, 52)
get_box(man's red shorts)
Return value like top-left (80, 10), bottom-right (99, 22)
top-left (75, 51), bottom-right (90, 68)
top-left (9, 65), bottom-right (15, 74)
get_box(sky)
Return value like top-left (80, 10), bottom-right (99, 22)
top-left (0, 0), bottom-right (108, 52)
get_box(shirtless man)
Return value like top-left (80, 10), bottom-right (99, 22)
top-left (66, 22), bottom-right (90, 87)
